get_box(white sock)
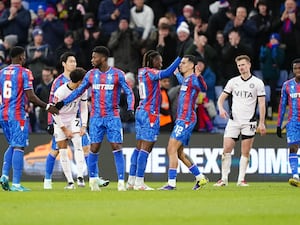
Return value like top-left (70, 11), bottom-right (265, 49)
top-left (221, 153), bottom-right (231, 182)
top-left (59, 148), bottom-right (74, 183)
top-left (293, 174), bottom-right (299, 179)
top-left (168, 179), bottom-right (176, 187)
top-left (238, 155), bottom-right (249, 182)
top-left (72, 134), bottom-right (85, 178)
top-left (135, 177), bottom-right (144, 186)
top-left (127, 175), bottom-right (135, 185)
top-left (195, 174), bottom-right (205, 181)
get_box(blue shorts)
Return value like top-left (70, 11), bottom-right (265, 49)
top-left (51, 131), bottom-right (91, 150)
top-left (89, 116), bottom-right (123, 143)
top-left (286, 121), bottom-right (300, 146)
top-left (170, 120), bottom-right (196, 146)
top-left (135, 109), bottom-right (159, 142)
top-left (0, 120), bottom-right (29, 147)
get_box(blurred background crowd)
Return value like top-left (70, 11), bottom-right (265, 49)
top-left (0, 0), bottom-right (299, 134)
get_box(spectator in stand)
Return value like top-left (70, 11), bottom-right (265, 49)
top-left (221, 29), bottom-right (253, 83)
top-left (35, 66), bottom-right (54, 132)
top-left (273, 0), bottom-right (300, 70)
top-left (197, 58), bottom-right (217, 103)
top-left (74, 13), bottom-right (107, 70)
top-left (165, 11), bottom-right (177, 34)
top-left (0, 0), bottom-right (31, 47)
top-left (119, 72), bottom-right (139, 133)
top-left (213, 31), bottom-right (227, 85)
top-left (146, 17), bottom-right (177, 71)
top-left (32, 4), bottom-right (45, 28)
top-left (55, 30), bottom-right (82, 68)
top-left (40, 7), bottom-right (65, 51)
top-left (259, 33), bottom-right (285, 119)
top-left (223, 6), bottom-right (257, 48)
top-left (177, 4), bottom-right (194, 31)
top-left (107, 18), bottom-right (141, 73)
top-left (189, 11), bottom-right (208, 37)
top-left (63, 0), bottom-right (86, 31)
top-left (174, 21), bottom-right (193, 86)
top-left (206, 2), bottom-right (232, 45)
top-left (129, 0), bottom-right (154, 46)
top-left (195, 58), bottom-right (217, 133)
top-left (160, 77), bottom-right (173, 132)
top-left (0, 34), bottom-right (18, 67)
top-left (97, 0), bottom-right (130, 40)
top-left (185, 26), bottom-right (218, 76)
top-left (25, 28), bottom-right (53, 89)
top-left (250, 0), bottom-right (275, 70)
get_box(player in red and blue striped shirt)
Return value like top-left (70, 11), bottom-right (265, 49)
top-left (55, 46), bottom-right (134, 191)
top-left (159, 55), bottom-right (209, 191)
top-left (277, 58), bottom-right (300, 187)
top-left (0, 46), bottom-right (58, 192)
top-left (126, 50), bottom-right (181, 190)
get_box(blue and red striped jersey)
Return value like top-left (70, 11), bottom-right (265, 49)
top-left (137, 67), bottom-right (162, 114)
top-left (63, 67), bottom-right (134, 118)
top-left (176, 73), bottom-right (206, 123)
top-left (277, 78), bottom-right (300, 127)
top-left (47, 73), bottom-right (70, 124)
top-left (0, 64), bottom-right (34, 121)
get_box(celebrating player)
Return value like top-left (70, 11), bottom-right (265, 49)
top-left (126, 50), bottom-right (181, 190)
top-left (159, 55), bottom-right (209, 190)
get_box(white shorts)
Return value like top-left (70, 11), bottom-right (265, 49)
top-left (54, 118), bottom-right (81, 142)
top-left (224, 119), bottom-right (257, 139)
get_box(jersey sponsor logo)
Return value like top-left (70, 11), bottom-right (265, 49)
top-left (3, 70), bottom-right (14, 75)
top-left (92, 84), bottom-right (114, 90)
top-left (233, 90), bottom-right (253, 98)
top-left (289, 93), bottom-right (300, 98)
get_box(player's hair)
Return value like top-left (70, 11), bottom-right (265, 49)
top-left (70, 67), bottom-right (86, 83)
top-left (60, 52), bottom-right (76, 65)
top-left (92, 46), bottom-right (110, 59)
top-left (292, 58), bottom-right (300, 67)
top-left (235, 55), bottom-right (251, 63)
top-left (10, 46), bottom-right (25, 58)
top-left (142, 50), bottom-right (160, 68)
top-left (184, 55), bottom-right (197, 65)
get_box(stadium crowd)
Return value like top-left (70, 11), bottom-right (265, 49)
top-left (0, 0), bottom-right (300, 133)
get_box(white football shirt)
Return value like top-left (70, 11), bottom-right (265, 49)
top-left (53, 83), bottom-right (88, 126)
top-left (223, 75), bottom-right (265, 122)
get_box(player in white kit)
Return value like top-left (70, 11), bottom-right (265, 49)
top-left (52, 68), bottom-right (88, 189)
top-left (214, 55), bottom-right (267, 187)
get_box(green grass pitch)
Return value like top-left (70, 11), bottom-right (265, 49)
top-left (0, 182), bottom-right (298, 225)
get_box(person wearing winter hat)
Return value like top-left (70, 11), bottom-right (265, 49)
top-left (32, 28), bottom-right (43, 38)
top-left (40, 6), bottom-right (65, 50)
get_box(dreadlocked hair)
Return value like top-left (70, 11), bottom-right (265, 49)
top-left (142, 50), bottom-right (160, 68)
